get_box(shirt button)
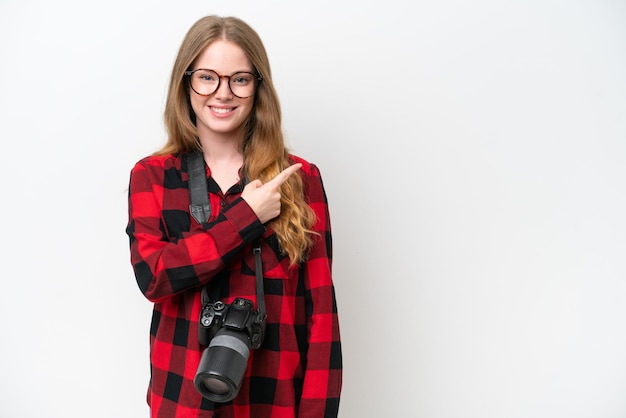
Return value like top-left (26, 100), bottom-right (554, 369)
top-left (220, 201), bottom-right (226, 207)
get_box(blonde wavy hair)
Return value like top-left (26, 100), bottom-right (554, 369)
top-left (156, 15), bottom-right (316, 265)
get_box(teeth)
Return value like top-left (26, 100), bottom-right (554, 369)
top-left (212, 107), bottom-right (233, 114)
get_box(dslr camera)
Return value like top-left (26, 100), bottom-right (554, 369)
top-left (194, 297), bottom-right (266, 402)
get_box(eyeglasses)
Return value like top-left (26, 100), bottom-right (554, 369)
top-left (185, 69), bottom-right (262, 99)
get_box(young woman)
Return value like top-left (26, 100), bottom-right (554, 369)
top-left (126, 15), bottom-right (342, 418)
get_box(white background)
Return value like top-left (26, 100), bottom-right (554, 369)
top-left (1, 1), bottom-right (625, 417)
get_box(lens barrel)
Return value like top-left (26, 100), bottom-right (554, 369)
top-left (194, 328), bottom-right (251, 402)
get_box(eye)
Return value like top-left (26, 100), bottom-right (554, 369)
top-left (231, 73), bottom-right (253, 85)
top-left (196, 70), bottom-right (217, 83)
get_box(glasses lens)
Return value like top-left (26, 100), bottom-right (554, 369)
top-left (190, 69), bottom-right (219, 96)
top-left (229, 72), bottom-right (257, 98)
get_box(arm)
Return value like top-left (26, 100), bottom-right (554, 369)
top-left (298, 164), bottom-right (343, 418)
top-left (125, 158), bottom-right (265, 302)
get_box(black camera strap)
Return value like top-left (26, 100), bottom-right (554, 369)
top-left (188, 149), bottom-right (212, 224)
top-left (253, 246), bottom-right (266, 319)
top-left (187, 150), bottom-right (266, 320)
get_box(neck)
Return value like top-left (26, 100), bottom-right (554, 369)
top-left (198, 139), bottom-right (244, 193)
top-left (198, 134), bottom-right (243, 164)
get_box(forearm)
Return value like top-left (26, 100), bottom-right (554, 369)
top-left (128, 197), bottom-right (264, 302)
top-left (298, 229), bottom-right (342, 416)
top-left (298, 273), bottom-right (343, 417)
top-left (126, 159), bottom-right (265, 302)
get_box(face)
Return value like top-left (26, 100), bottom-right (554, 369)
top-left (189, 40), bottom-right (256, 142)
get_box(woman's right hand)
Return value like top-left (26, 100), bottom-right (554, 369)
top-left (241, 163), bottom-right (302, 224)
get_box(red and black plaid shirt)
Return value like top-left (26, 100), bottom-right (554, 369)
top-left (126, 152), bottom-right (342, 418)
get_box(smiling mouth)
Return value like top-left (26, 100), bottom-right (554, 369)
top-left (211, 107), bottom-right (234, 114)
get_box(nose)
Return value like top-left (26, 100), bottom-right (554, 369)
top-left (214, 75), bottom-right (233, 99)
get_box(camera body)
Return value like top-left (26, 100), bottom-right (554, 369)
top-left (198, 297), bottom-right (265, 349)
top-left (195, 297), bottom-right (266, 402)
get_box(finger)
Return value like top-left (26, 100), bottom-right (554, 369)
top-left (267, 163), bottom-right (302, 187)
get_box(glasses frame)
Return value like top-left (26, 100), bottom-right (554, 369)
top-left (185, 68), bottom-right (263, 99)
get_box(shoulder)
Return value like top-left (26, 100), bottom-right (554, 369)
top-left (289, 154), bottom-right (329, 205)
top-left (289, 154), bottom-right (323, 179)
top-left (132, 154), bottom-right (181, 172)
top-left (128, 154), bottom-right (185, 190)
top-left (135, 154), bottom-right (181, 168)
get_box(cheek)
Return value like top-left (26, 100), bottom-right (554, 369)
top-left (240, 101), bottom-right (255, 119)
top-left (189, 95), bottom-right (205, 115)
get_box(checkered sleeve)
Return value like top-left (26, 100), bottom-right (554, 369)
top-left (297, 163), bottom-right (343, 418)
top-left (126, 156), bottom-right (265, 302)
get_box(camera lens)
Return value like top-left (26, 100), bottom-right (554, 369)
top-left (194, 328), bottom-right (251, 402)
top-left (199, 377), bottom-right (229, 395)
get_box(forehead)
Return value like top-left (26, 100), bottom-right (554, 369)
top-left (193, 40), bottom-right (253, 72)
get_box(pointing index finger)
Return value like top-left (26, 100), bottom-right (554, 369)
top-left (268, 163), bottom-right (302, 187)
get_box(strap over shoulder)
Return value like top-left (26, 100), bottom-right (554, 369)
top-left (187, 150), bottom-right (212, 224)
